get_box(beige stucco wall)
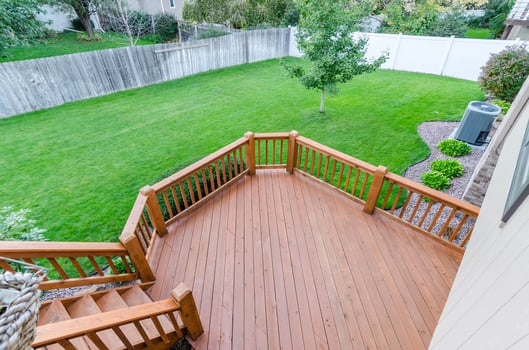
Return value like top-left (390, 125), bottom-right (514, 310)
top-left (430, 78), bottom-right (529, 348)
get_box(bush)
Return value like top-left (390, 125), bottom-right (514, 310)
top-left (197, 27), bottom-right (229, 40)
top-left (437, 139), bottom-right (472, 157)
top-left (490, 99), bottom-right (511, 114)
top-left (154, 14), bottom-right (178, 42)
top-left (479, 45), bottom-right (529, 102)
top-left (428, 7), bottom-right (468, 37)
top-left (77, 33), bottom-right (102, 42)
top-left (0, 206), bottom-right (46, 241)
top-left (430, 159), bottom-right (464, 179)
top-left (421, 171), bottom-right (451, 191)
top-left (111, 257), bottom-right (135, 274)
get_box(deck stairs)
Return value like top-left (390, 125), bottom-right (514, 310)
top-left (36, 283), bottom-right (182, 349)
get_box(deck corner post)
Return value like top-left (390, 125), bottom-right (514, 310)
top-left (140, 186), bottom-right (168, 236)
top-left (244, 131), bottom-right (256, 176)
top-left (363, 165), bottom-right (388, 215)
top-left (286, 130), bottom-right (300, 174)
top-left (119, 233), bottom-right (156, 282)
top-left (171, 283), bottom-right (204, 340)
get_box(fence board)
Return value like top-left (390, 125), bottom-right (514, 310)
top-left (0, 29), bottom-right (290, 118)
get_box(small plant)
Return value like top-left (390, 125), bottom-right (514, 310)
top-left (479, 44), bottom-right (529, 102)
top-left (0, 206), bottom-right (46, 241)
top-left (490, 99), bottom-right (511, 115)
top-left (77, 33), bottom-right (102, 42)
top-left (430, 159), bottom-right (464, 179)
top-left (111, 257), bottom-right (135, 275)
top-left (421, 171), bottom-right (451, 191)
top-left (437, 139), bottom-right (472, 157)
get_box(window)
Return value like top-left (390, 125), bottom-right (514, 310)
top-left (169, 0), bottom-right (175, 8)
top-left (503, 120), bottom-right (529, 222)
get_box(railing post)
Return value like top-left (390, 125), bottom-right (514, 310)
top-left (244, 131), bottom-right (256, 175)
top-left (120, 233), bottom-right (156, 282)
top-left (286, 130), bottom-right (300, 174)
top-left (363, 165), bottom-right (388, 215)
top-left (140, 186), bottom-right (168, 236)
top-left (172, 283), bottom-right (204, 340)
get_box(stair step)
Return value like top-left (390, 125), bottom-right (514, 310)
top-left (121, 286), bottom-right (176, 339)
top-left (37, 300), bottom-right (91, 350)
top-left (96, 290), bottom-right (143, 346)
top-left (67, 295), bottom-right (124, 349)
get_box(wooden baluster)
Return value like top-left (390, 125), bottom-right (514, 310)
top-left (323, 156), bottom-right (330, 182)
top-left (244, 132), bottom-right (256, 175)
top-left (162, 191), bottom-right (174, 218)
top-left (459, 226), bottom-right (474, 248)
top-left (352, 168), bottom-right (361, 196)
top-left (105, 256), bottom-right (119, 275)
top-left (179, 182), bottom-right (189, 209)
top-left (310, 149), bottom-right (316, 175)
top-left (239, 146), bottom-right (244, 171)
top-left (337, 163), bottom-right (344, 189)
top-left (449, 214), bottom-right (469, 242)
top-left (221, 157), bottom-right (228, 183)
top-left (286, 130), bottom-right (299, 174)
top-left (201, 169), bottom-right (209, 195)
top-left (418, 200), bottom-right (435, 228)
top-left (214, 161), bottom-right (221, 188)
top-left (272, 140), bottom-right (276, 165)
top-left (172, 283), bottom-right (204, 340)
top-left (88, 256), bottom-right (104, 276)
top-left (279, 139), bottom-right (284, 164)
top-left (316, 153), bottom-right (323, 178)
top-left (344, 166), bottom-right (352, 192)
top-left (390, 187), bottom-right (403, 214)
top-left (186, 178), bottom-right (196, 204)
top-left (257, 139), bottom-right (261, 165)
top-left (140, 186), bottom-right (168, 236)
top-left (303, 147), bottom-right (309, 171)
top-left (133, 321), bottom-right (155, 347)
top-left (297, 144), bottom-right (302, 169)
top-left (381, 182), bottom-right (394, 210)
top-left (233, 150), bottom-right (239, 176)
top-left (363, 166), bottom-right (388, 215)
top-left (265, 140), bottom-right (269, 165)
top-left (329, 159), bottom-right (337, 184)
top-left (171, 186), bottom-right (182, 213)
top-left (120, 255), bottom-right (133, 273)
top-left (359, 173), bottom-right (369, 199)
top-left (438, 208), bottom-right (457, 238)
top-left (208, 165), bottom-right (215, 190)
top-left (398, 191), bottom-right (413, 219)
top-left (427, 203), bottom-right (446, 232)
top-left (69, 257), bottom-right (87, 277)
top-left (48, 258), bottom-right (69, 279)
top-left (194, 175), bottom-right (203, 200)
top-left (408, 194), bottom-right (424, 223)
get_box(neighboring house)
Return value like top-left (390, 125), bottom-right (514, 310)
top-left (504, 0), bottom-right (529, 39)
top-left (127, 0), bottom-right (184, 19)
top-left (431, 77), bottom-right (529, 348)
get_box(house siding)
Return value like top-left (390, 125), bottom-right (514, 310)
top-left (430, 78), bottom-right (529, 349)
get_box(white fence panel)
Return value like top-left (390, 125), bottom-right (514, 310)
top-left (289, 28), bottom-right (520, 81)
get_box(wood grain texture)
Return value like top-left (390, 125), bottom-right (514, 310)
top-left (148, 170), bottom-right (462, 349)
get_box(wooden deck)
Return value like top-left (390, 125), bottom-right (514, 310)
top-left (148, 169), bottom-right (462, 349)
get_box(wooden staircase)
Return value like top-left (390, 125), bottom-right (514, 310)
top-left (34, 283), bottom-right (197, 349)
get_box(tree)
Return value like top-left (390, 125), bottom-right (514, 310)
top-left (0, 0), bottom-right (48, 56)
top-left (53, 0), bottom-right (98, 38)
top-left (283, 0), bottom-right (386, 113)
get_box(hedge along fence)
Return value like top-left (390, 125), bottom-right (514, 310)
top-left (0, 28), bottom-right (290, 119)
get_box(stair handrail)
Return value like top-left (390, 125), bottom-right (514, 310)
top-left (0, 241), bottom-right (138, 290)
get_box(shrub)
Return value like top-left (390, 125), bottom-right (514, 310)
top-left (111, 257), bottom-right (135, 274)
top-left (197, 27), bottom-right (229, 40)
top-left (77, 33), bottom-right (102, 41)
top-left (430, 159), bottom-right (464, 179)
top-left (428, 7), bottom-right (468, 37)
top-left (490, 99), bottom-right (511, 115)
top-left (154, 14), bottom-right (178, 42)
top-left (0, 206), bottom-right (46, 241)
top-left (479, 45), bottom-right (529, 102)
top-left (421, 171), bottom-right (451, 191)
top-left (437, 139), bottom-right (472, 157)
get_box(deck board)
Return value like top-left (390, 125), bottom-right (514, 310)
top-left (149, 170), bottom-right (462, 349)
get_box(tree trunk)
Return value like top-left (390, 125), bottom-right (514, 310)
top-left (320, 87), bottom-right (325, 113)
top-left (78, 13), bottom-right (94, 38)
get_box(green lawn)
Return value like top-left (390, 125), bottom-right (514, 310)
top-left (0, 59), bottom-right (483, 242)
top-left (0, 32), bottom-right (155, 63)
top-left (464, 28), bottom-right (494, 39)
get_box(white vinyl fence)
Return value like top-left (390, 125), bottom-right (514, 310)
top-left (290, 29), bottom-right (521, 81)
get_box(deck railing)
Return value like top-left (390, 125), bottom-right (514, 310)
top-left (0, 242), bottom-right (139, 290)
top-left (33, 283), bottom-right (203, 348)
top-left (151, 136), bottom-right (250, 225)
top-left (127, 131), bottom-right (478, 252)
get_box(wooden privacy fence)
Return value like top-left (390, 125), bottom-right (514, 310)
top-left (0, 28), bottom-right (290, 118)
top-left (124, 131), bottom-right (478, 253)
